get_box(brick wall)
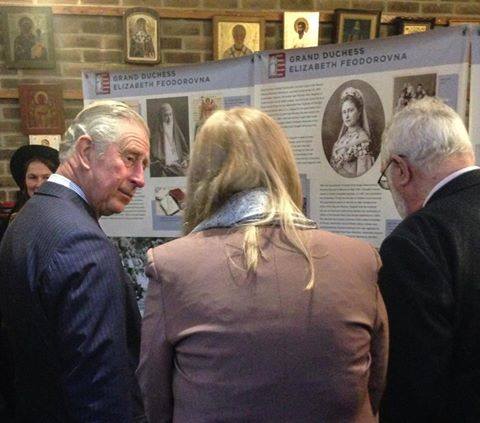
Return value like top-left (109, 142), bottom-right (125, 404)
top-left (1, 0), bottom-right (480, 200)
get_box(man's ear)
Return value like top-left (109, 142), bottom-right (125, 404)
top-left (392, 154), bottom-right (412, 187)
top-left (75, 136), bottom-right (95, 170)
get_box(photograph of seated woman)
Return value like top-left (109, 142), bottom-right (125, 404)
top-left (330, 87), bottom-right (374, 178)
top-left (8, 144), bottom-right (59, 223)
top-left (137, 107), bottom-right (388, 422)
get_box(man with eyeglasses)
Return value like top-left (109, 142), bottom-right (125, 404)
top-left (0, 101), bottom-right (149, 422)
top-left (377, 97), bottom-right (480, 422)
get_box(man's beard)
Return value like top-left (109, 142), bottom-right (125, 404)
top-left (390, 184), bottom-right (409, 219)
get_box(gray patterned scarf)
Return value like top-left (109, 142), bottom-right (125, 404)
top-left (192, 188), bottom-right (317, 233)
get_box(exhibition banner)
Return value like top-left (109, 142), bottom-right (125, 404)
top-left (82, 25), bottom-right (469, 246)
top-left (469, 26), bottom-right (480, 163)
top-left (83, 55), bottom-right (254, 238)
top-left (254, 25), bottom-right (469, 245)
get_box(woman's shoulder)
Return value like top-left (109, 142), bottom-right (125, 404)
top-left (147, 229), bottom-right (238, 267)
top-left (308, 228), bottom-right (373, 250)
top-left (307, 228), bottom-right (380, 271)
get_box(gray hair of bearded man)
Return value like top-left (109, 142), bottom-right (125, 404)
top-left (381, 96), bottom-right (473, 174)
top-left (60, 100), bottom-right (149, 163)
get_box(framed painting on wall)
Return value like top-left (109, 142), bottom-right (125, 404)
top-left (396, 18), bottom-right (435, 35)
top-left (334, 9), bottom-right (381, 44)
top-left (18, 84), bottom-right (65, 135)
top-left (213, 16), bottom-right (265, 60)
top-left (1, 6), bottom-right (55, 69)
top-left (124, 7), bottom-right (160, 65)
top-left (449, 18), bottom-right (480, 26)
top-left (283, 11), bottom-right (320, 49)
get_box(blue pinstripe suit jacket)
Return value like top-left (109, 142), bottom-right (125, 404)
top-left (0, 181), bottom-right (145, 422)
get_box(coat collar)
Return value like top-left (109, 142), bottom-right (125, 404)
top-left (427, 168), bottom-right (480, 205)
top-left (35, 181), bottom-right (98, 222)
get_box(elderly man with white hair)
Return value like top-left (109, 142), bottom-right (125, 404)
top-left (0, 100), bottom-right (150, 422)
top-left (377, 97), bottom-right (480, 422)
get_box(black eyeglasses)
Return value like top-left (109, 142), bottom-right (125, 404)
top-left (377, 159), bottom-right (394, 190)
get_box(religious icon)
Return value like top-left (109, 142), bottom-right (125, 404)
top-left (283, 12), bottom-right (319, 49)
top-left (19, 84), bottom-right (65, 135)
top-left (124, 8), bottom-right (160, 64)
top-left (213, 16), bottom-right (265, 60)
top-left (2, 6), bottom-right (55, 69)
top-left (334, 9), bottom-right (381, 44)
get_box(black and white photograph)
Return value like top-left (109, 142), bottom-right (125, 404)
top-left (393, 73), bottom-right (437, 113)
top-left (147, 96), bottom-right (190, 178)
top-left (322, 79), bottom-right (385, 178)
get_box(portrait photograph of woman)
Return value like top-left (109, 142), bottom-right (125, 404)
top-left (322, 80), bottom-right (385, 178)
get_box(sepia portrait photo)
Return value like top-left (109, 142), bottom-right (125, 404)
top-left (124, 8), bottom-right (160, 65)
top-left (146, 96), bottom-right (190, 178)
top-left (335, 9), bottom-right (381, 44)
top-left (283, 12), bottom-right (319, 50)
top-left (213, 16), bottom-right (264, 60)
top-left (321, 79), bottom-right (385, 178)
top-left (2, 6), bottom-right (55, 69)
top-left (393, 73), bottom-right (437, 114)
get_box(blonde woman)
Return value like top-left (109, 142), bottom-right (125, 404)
top-left (137, 108), bottom-right (388, 422)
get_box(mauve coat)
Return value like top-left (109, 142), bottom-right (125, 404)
top-left (137, 226), bottom-right (388, 423)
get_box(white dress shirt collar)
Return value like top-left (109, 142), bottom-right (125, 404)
top-left (48, 173), bottom-right (89, 205)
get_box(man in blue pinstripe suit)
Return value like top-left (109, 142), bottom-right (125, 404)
top-left (0, 100), bottom-right (150, 422)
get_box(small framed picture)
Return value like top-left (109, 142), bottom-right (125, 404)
top-left (213, 16), bottom-right (265, 60)
top-left (449, 18), bottom-right (480, 26)
top-left (1, 6), bottom-right (55, 69)
top-left (124, 7), bottom-right (160, 65)
top-left (334, 9), bottom-right (381, 44)
top-left (29, 134), bottom-right (61, 150)
top-left (18, 84), bottom-right (65, 135)
top-left (396, 18), bottom-right (434, 35)
top-left (283, 11), bottom-right (320, 49)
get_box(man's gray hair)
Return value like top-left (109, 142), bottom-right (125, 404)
top-left (60, 100), bottom-right (150, 162)
top-left (381, 97), bottom-right (473, 173)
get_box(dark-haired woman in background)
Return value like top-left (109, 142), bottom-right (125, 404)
top-left (8, 144), bottom-right (59, 222)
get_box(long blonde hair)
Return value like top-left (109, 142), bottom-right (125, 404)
top-left (184, 107), bottom-right (315, 288)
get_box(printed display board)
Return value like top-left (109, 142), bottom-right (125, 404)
top-left (83, 26), bottom-right (470, 247)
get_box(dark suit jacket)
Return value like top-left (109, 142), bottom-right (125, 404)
top-left (138, 226), bottom-right (388, 422)
top-left (0, 182), bottom-right (144, 422)
top-left (379, 169), bottom-right (480, 423)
